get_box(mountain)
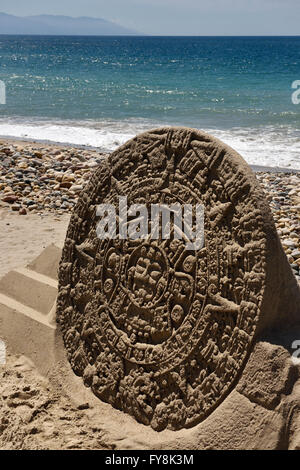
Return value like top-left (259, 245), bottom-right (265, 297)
top-left (0, 12), bottom-right (141, 35)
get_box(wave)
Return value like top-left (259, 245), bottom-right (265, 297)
top-left (0, 117), bottom-right (299, 170)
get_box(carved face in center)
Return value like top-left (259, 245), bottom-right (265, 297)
top-left (126, 244), bottom-right (168, 308)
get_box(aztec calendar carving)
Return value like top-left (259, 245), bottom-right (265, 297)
top-left (57, 127), bottom-right (269, 431)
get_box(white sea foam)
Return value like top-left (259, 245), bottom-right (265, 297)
top-left (205, 127), bottom-right (300, 170)
top-left (0, 118), bottom-right (140, 151)
top-left (0, 118), bottom-right (299, 170)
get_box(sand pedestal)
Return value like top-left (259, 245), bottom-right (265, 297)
top-left (0, 244), bottom-right (60, 375)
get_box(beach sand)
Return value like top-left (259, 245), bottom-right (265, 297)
top-left (0, 209), bottom-right (69, 278)
top-left (0, 138), bottom-right (299, 449)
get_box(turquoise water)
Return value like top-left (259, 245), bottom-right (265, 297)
top-left (0, 35), bottom-right (300, 168)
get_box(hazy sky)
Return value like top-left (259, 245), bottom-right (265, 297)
top-left (0, 0), bottom-right (300, 35)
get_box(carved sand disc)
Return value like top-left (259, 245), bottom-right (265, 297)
top-left (57, 127), bottom-right (272, 431)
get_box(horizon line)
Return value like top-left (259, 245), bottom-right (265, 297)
top-left (0, 34), bottom-right (299, 37)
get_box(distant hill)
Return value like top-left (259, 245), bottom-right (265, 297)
top-left (0, 12), bottom-right (141, 35)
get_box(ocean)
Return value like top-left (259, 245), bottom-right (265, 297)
top-left (0, 35), bottom-right (299, 168)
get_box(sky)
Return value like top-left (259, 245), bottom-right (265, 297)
top-left (0, 0), bottom-right (299, 36)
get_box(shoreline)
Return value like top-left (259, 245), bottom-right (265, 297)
top-left (1, 136), bottom-right (299, 174)
top-left (0, 136), bottom-right (103, 152)
top-left (251, 164), bottom-right (300, 174)
top-left (0, 138), bottom-right (299, 284)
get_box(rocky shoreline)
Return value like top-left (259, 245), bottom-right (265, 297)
top-left (0, 140), bottom-right (106, 216)
top-left (0, 139), bottom-right (299, 282)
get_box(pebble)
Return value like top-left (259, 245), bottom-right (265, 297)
top-left (70, 185), bottom-right (83, 192)
top-left (282, 239), bottom-right (296, 248)
top-left (2, 195), bottom-right (18, 203)
top-left (291, 249), bottom-right (300, 259)
top-left (77, 403), bottom-right (90, 410)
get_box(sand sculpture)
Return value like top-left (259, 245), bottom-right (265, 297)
top-left (56, 127), bottom-right (300, 433)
